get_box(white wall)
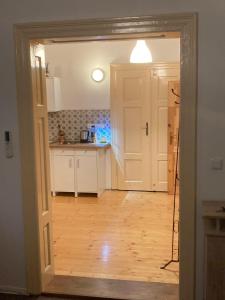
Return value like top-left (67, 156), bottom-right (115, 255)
top-left (45, 39), bottom-right (180, 110)
top-left (1, 1), bottom-right (225, 299)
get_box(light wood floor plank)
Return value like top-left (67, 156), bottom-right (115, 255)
top-left (52, 191), bottom-right (179, 284)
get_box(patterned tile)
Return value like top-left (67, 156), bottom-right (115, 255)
top-left (48, 110), bottom-right (111, 143)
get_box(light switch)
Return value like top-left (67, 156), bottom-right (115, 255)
top-left (211, 158), bottom-right (223, 170)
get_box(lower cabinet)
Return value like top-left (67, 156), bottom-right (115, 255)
top-left (203, 209), bottom-right (225, 300)
top-left (53, 154), bottom-right (75, 193)
top-left (205, 234), bottom-right (225, 300)
top-left (50, 148), bottom-right (106, 197)
top-left (76, 154), bottom-right (98, 193)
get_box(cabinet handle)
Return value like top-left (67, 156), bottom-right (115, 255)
top-left (77, 159), bottom-right (80, 168)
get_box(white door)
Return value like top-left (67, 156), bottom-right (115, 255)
top-left (111, 64), bottom-right (151, 191)
top-left (76, 155), bottom-right (98, 193)
top-left (111, 63), bottom-right (179, 192)
top-left (53, 155), bottom-right (75, 192)
top-left (30, 43), bottom-right (54, 288)
top-left (151, 65), bottom-right (180, 191)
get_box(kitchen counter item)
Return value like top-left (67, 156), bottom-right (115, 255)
top-left (80, 130), bottom-right (89, 143)
top-left (57, 124), bottom-right (65, 144)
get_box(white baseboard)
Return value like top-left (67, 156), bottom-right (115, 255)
top-left (0, 285), bottom-right (27, 295)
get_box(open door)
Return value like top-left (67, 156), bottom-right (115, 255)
top-left (151, 66), bottom-right (180, 191)
top-left (167, 81), bottom-right (180, 195)
top-left (30, 42), bottom-right (54, 288)
top-left (111, 64), bottom-right (151, 191)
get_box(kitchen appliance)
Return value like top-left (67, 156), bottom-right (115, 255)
top-left (80, 130), bottom-right (89, 143)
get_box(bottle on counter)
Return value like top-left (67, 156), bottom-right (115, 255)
top-left (57, 124), bottom-right (65, 144)
top-left (90, 125), bottom-right (96, 143)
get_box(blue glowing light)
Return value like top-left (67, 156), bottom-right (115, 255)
top-left (95, 124), bottom-right (111, 144)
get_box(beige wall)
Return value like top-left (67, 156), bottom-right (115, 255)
top-left (45, 39), bottom-right (180, 110)
top-left (1, 1), bottom-right (225, 298)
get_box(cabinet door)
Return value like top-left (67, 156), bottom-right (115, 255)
top-left (46, 77), bottom-right (61, 112)
top-left (76, 156), bottom-right (97, 193)
top-left (53, 78), bottom-right (61, 111)
top-left (46, 78), bottom-right (55, 112)
top-left (205, 235), bottom-right (225, 300)
top-left (53, 155), bottom-right (75, 192)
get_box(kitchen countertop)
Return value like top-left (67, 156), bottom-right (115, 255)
top-left (49, 141), bottom-right (111, 150)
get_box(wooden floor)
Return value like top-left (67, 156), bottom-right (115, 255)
top-left (52, 190), bottom-right (179, 285)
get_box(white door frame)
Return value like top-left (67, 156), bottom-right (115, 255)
top-left (14, 13), bottom-right (197, 299)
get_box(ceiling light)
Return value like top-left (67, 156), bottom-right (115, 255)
top-left (91, 68), bottom-right (104, 82)
top-left (130, 40), bottom-right (152, 63)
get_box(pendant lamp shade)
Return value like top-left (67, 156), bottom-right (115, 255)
top-left (130, 40), bottom-right (152, 63)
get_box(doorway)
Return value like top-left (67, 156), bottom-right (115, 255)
top-left (15, 13), bottom-right (197, 300)
top-left (43, 37), bottom-right (180, 297)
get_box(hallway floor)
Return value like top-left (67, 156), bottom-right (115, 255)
top-left (52, 190), bottom-right (179, 284)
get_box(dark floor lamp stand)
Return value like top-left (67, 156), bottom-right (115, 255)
top-left (161, 89), bottom-right (180, 270)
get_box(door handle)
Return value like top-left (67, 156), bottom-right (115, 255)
top-left (146, 122), bottom-right (149, 136)
top-left (141, 122), bottom-right (149, 136)
top-left (77, 159), bottom-right (80, 168)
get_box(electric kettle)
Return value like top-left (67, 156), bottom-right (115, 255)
top-left (80, 130), bottom-right (89, 143)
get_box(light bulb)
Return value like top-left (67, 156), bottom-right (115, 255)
top-left (91, 68), bottom-right (104, 82)
top-left (130, 40), bottom-right (152, 63)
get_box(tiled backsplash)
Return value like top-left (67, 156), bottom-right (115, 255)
top-left (48, 110), bottom-right (111, 143)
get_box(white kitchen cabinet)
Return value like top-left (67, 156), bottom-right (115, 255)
top-left (75, 149), bottom-right (105, 196)
top-left (46, 77), bottom-right (61, 112)
top-left (76, 155), bottom-right (98, 194)
top-left (51, 149), bottom-right (75, 195)
top-left (50, 147), bottom-right (106, 197)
